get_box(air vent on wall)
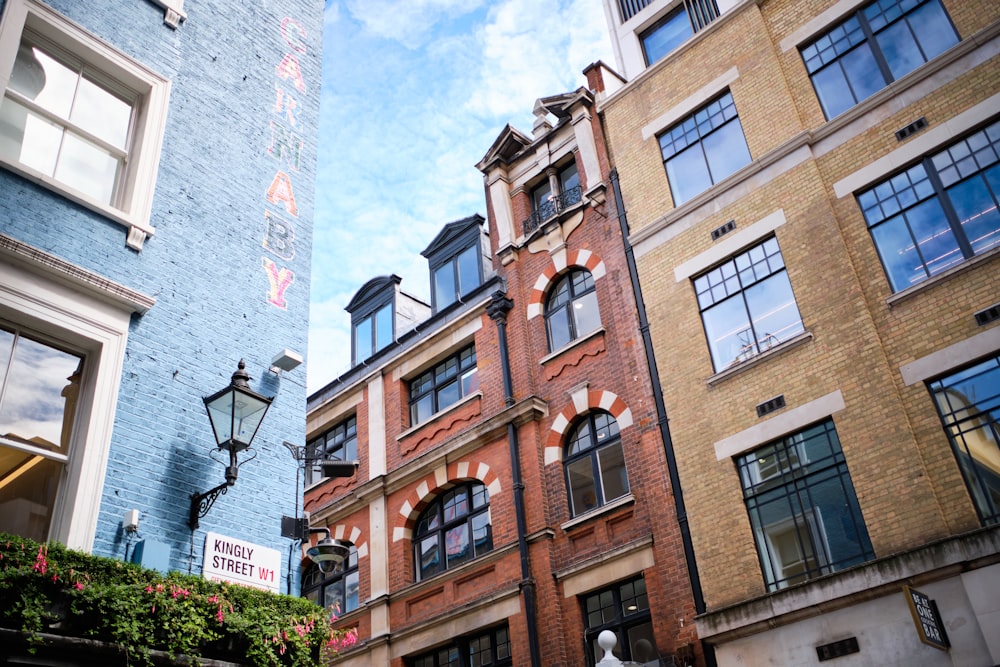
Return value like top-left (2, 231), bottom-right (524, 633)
top-left (975, 302), bottom-right (1000, 326)
top-left (756, 395), bottom-right (785, 418)
top-left (895, 116), bottom-right (928, 141)
top-left (816, 637), bottom-right (860, 662)
top-left (711, 219), bottom-right (736, 240)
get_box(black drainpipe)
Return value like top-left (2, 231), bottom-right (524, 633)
top-left (610, 169), bottom-right (716, 666)
top-left (487, 291), bottom-right (542, 667)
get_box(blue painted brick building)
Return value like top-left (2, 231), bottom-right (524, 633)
top-left (0, 0), bottom-right (321, 591)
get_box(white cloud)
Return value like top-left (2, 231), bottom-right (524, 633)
top-left (341, 0), bottom-right (487, 49)
top-left (308, 0), bottom-right (613, 393)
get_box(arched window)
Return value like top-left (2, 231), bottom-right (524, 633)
top-left (302, 545), bottom-right (359, 614)
top-left (414, 482), bottom-right (492, 582)
top-left (545, 269), bottom-right (600, 351)
top-left (565, 412), bottom-right (629, 517)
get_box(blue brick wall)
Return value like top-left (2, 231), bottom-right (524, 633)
top-left (0, 0), bottom-right (322, 593)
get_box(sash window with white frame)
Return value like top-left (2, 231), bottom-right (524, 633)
top-left (0, 323), bottom-right (84, 542)
top-left (0, 0), bottom-right (170, 249)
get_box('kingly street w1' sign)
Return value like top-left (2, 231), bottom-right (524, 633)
top-left (203, 532), bottom-right (281, 593)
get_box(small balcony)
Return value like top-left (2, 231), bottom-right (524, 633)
top-left (522, 185), bottom-right (583, 236)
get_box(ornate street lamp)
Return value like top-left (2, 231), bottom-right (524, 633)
top-left (189, 360), bottom-right (273, 529)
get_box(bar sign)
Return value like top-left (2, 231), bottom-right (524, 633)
top-left (903, 585), bottom-right (950, 650)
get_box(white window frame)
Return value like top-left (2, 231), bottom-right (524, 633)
top-left (0, 234), bottom-right (153, 550)
top-left (0, 0), bottom-right (170, 250)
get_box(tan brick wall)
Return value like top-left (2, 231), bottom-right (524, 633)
top-left (601, 0), bottom-right (1000, 609)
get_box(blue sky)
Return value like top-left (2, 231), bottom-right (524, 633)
top-left (307, 0), bottom-right (614, 392)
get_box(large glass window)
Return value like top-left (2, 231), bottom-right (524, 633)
top-left (354, 302), bottom-right (393, 365)
top-left (581, 576), bottom-right (656, 666)
top-left (929, 355), bottom-right (1000, 526)
top-left (545, 269), bottom-right (601, 351)
top-left (413, 482), bottom-right (492, 582)
top-left (639, 0), bottom-right (720, 65)
top-left (0, 0), bottom-right (170, 247)
top-left (433, 245), bottom-right (481, 310)
top-left (658, 91), bottom-right (751, 206)
top-left (737, 420), bottom-right (874, 591)
top-left (305, 415), bottom-right (357, 487)
top-left (801, 0), bottom-right (959, 119)
top-left (0, 323), bottom-right (83, 542)
top-left (857, 119), bottom-right (1000, 292)
top-left (565, 412), bottom-right (629, 517)
top-left (694, 237), bottom-right (805, 372)
top-left (302, 545), bottom-right (359, 615)
top-left (409, 345), bottom-right (478, 425)
top-left (412, 625), bottom-right (511, 667)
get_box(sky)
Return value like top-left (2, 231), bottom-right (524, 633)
top-left (307, 0), bottom-right (615, 393)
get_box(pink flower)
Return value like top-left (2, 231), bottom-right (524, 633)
top-left (145, 586), bottom-right (154, 593)
top-left (32, 545), bottom-right (48, 574)
top-left (73, 582), bottom-right (85, 591)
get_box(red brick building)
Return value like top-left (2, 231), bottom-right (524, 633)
top-left (303, 88), bottom-right (705, 666)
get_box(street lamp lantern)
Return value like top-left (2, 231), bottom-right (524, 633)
top-left (189, 360), bottom-right (273, 529)
top-left (204, 359), bottom-right (272, 459)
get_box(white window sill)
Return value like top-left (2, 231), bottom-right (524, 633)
top-left (539, 327), bottom-right (606, 365)
top-left (561, 493), bottom-right (635, 532)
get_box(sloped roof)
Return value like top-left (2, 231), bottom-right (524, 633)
top-left (345, 274), bottom-right (401, 313)
top-left (420, 213), bottom-right (485, 258)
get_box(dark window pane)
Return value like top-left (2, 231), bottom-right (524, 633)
top-left (598, 443), bottom-right (629, 502)
top-left (737, 420), bottom-right (874, 590)
top-left (567, 457), bottom-right (598, 515)
top-left (414, 482), bottom-right (492, 580)
top-left (929, 356), bottom-right (1000, 525)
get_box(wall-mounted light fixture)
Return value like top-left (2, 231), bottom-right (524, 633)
top-left (189, 360), bottom-right (272, 529)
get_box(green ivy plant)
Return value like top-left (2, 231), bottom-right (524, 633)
top-left (0, 533), bottom-right (357, 666)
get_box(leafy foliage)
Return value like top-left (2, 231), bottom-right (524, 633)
top-left (0, 533), bottom-right (357, 666)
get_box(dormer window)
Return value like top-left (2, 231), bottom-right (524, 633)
top-left (524, 160), bottom-right (582, 234)
top-left (421, 214), bottom-right (488, 312)
top-left (346, 274), bottom-right (426, 367)
top-left (354, 301), bottom-right (392, 365)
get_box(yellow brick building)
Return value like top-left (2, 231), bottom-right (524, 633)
top-left (590, 0), bottom-right (1000, 663)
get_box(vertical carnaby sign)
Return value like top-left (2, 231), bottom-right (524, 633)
top-left (261, 13), bottom-right (312, 309)
top-left (202, 532), bottom-right (282, 593)
top-left (903, 585), bottom-right (950, 650)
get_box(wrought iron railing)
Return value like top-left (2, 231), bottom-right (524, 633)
top-left (522, 185), bottom-right (583, 236)
top-left (685, 0), bottom-right (720, 30)
top-left (617, 0), bottom-right (719, 29)
top-left (618, 0), bottom-right (653, 22)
